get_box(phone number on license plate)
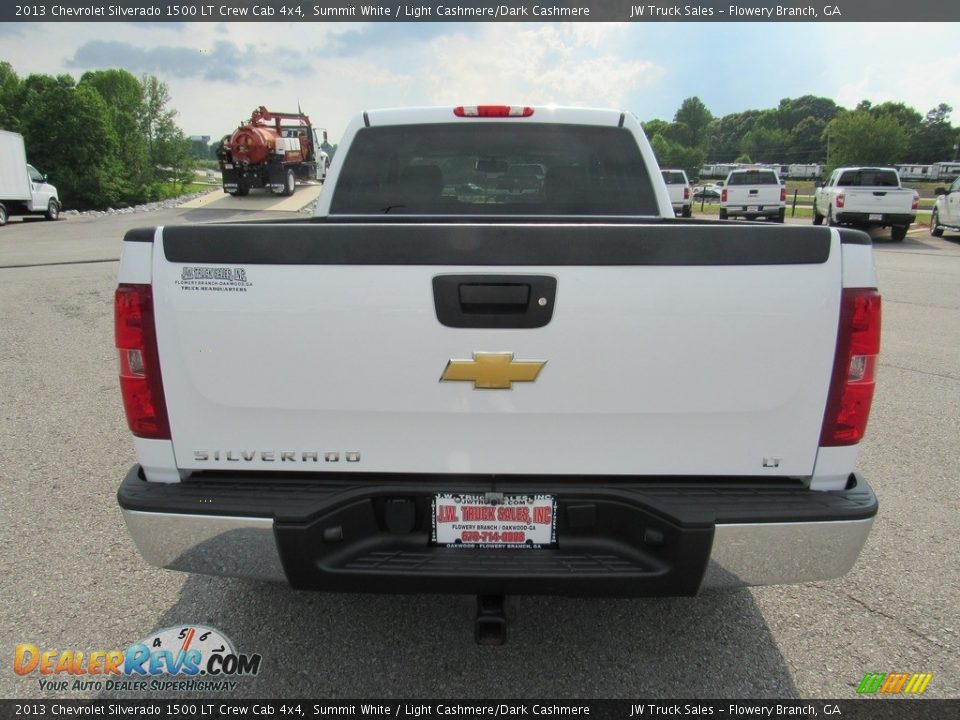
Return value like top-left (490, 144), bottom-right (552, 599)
top-left (432, 493), bottom-right (556, 548)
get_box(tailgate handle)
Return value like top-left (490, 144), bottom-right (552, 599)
top-left (872, 191), bottom-right (887, 196)
top-left (433, 274), bottom-right (557, 329)
top-left (458, 283), bottom-right (530, 312)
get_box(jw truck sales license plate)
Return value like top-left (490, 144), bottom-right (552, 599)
top-left (432, 493), bottom-right (557, 549)
top-left (869, 213), bottom-right (883, 221)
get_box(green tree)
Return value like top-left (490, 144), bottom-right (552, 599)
top-left (740, 126), bottom-right (791, 163)
top-left (824, 110), bottom-right (908, 169)
top-left (673, 97), bottom-right (713, 147)
top-left (789, 116), bottom-right (827, 162)
top-left (649, 134), bottom-right (705, 178)
top-left (734, 153), bottom-right (752, 164)
top-left (140, 74), bottom-right (194, 196)
top-left (641, 118), bottom-right (669, 138)
top-left (15, 73), bottom-right (125, 209)
top-left (775, 95), bottom-right (840, 129)
top-left (0, 61), bottom-right (20, 131)
top-left (909, 104), bottom-right (956, 163)
top-left (79, 69), bottom-right (149, 203)
top-left (705, 110), bottom-right (762, 161)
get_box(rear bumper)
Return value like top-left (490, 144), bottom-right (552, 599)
top-left (722, 205), bottom-right (784, 218)
top-left (118, 466), bottom-right (877, 595)
top-left (836, 212), bottom-right (915, 226)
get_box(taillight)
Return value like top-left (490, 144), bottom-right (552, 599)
top-left (454, 105), bottom-right (534, 118)
top-left (911, 193), bottom-right (919, 210)
top-left (780, 186), bottom-right (787, 202)
top-left (684, 187), bottom-right (690, 200)
top-left (115, 284), bottom-right (170, 439)
top-left (820, 288), bottom-right (881, 446)
top-left (835, 192), bottom-right (845, 209)
top-left (721, 188), bottom-right (727, 203)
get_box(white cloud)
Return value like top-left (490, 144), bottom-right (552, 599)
top-left (822, 24), bottom-right (957, 121)
top-left (423, 24), bottom-right (662, 109)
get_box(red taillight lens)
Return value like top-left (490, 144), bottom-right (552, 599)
top-left (721, 188), bottom-right (727, 203)
top-left (684, 187), bottom-right (690, 200)
top-left (453, 105), bottom-right (534, 118)
top-left (780, 186), bottom-right (787, 202)
top-left (835, 192), bottom-right (845, 209)
top-left (820, 288), bottom-right (881, 446)
top-left (911, 193), bottom-right (919, 210)
top-left (115, 284), bottom-right (170, 439)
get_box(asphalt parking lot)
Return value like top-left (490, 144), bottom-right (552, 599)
top-left (1, 209), bottom-right (957, 699)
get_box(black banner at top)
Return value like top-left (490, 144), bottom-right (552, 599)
top-left (2, 0), bottom-right (959, 23)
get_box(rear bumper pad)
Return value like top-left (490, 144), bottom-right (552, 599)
top-left (118, 467), bottom-right (877, 595)
top-left (836, 212), bottom-right (916, 225)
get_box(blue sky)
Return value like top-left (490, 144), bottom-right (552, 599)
top-left (1, 21), bottom-right (956, 142)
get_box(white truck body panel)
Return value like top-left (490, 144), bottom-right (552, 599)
top-left (0, 130), bottom-right (31, 202)
top-left (934, 177), bottom-right (960, 227)
top-left (151, 231), bottom-right (841, 479)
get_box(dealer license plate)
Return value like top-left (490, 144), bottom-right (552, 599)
top-left (432, 493), bottom-right (556, 548)
top-left (223, 163), bottom-right (233, 169)
top-left (747, 205), bottom-right (759, 213)
top-left (869, 213), bottom-right (882, 221)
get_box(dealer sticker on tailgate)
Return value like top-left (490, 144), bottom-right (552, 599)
top-left (432, 493), bottom-right (556, 549)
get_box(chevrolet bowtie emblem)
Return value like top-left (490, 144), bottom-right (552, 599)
top-left (440, 352), bottom-right (546, 390)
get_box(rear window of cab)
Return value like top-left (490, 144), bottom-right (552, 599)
top-left (726, 170), bottom-right (779, 185)
top-left (330, 123), bottom-right (659, 215)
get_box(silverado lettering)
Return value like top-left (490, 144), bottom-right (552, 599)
top-left (193, 450), bottom-right (360, 463)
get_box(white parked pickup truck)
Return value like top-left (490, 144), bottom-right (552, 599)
top-left (115, 106), bottom-right (880, 637)
top-left (930, 176), bottom-right (960, 238)
top-left (660, 168), bottom-right (692, 217)
top-left (0, 130), bottom-right (61, 226)
top-left (813, 167), bottom-right (918, 241)
top-left (719, 167), bottom-right (786, 222)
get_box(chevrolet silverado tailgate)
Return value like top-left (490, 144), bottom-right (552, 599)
top-left (840, 187), bottom-right (915, 214)
top-left (149, 221), bottom-right (841, 478)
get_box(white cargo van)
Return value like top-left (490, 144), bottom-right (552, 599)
top-left (0, 130), bottom-right (61, 226)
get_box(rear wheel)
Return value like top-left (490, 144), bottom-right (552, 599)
top-left (45, 200), bottom-right (60, 221)
top-left (930, 210), bottom-right (944, 238)
top-left (719, 209), bottom-right (728, 220)
top-left (890, 224), bottom-right (908, 242)
top-left (775, 208), bottom-right (786, 223)
top-left (0, 204), bottom-right (7, 227)
top-left (812, 202), bottom-right (823, 225)
top-left (681, 205), bottom-right (692, 218)
top-left (281, 168), bottom-right (296, 197)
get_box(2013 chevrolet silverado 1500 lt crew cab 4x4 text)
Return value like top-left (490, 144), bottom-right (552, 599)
top-left (115, 106), bottom-right (880, 637)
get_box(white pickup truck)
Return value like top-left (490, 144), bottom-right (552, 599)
top-left (0, 130), bottom-right (61, 226)
top-left (813, 167), bottom-right (918, 241)
top-left (115, 106), bottom-right (880, 637)
top-left (719, 167), bottom-right (786, 222)
top-left (660, 169), bottom-right (692, 217)
top-left (930, 176), bottom-right (960, 238)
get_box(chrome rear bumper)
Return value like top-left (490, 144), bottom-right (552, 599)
top-left (121, 509), bottom-right (875, 590)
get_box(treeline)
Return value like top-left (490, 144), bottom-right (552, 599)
top-left (0, 62), bottom-right (194, 210)
top-left (644, 95), bottom-right (957, 178)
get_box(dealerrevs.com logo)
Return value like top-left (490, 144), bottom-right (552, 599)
top-left (14, 625), bottom-right (261, 693)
